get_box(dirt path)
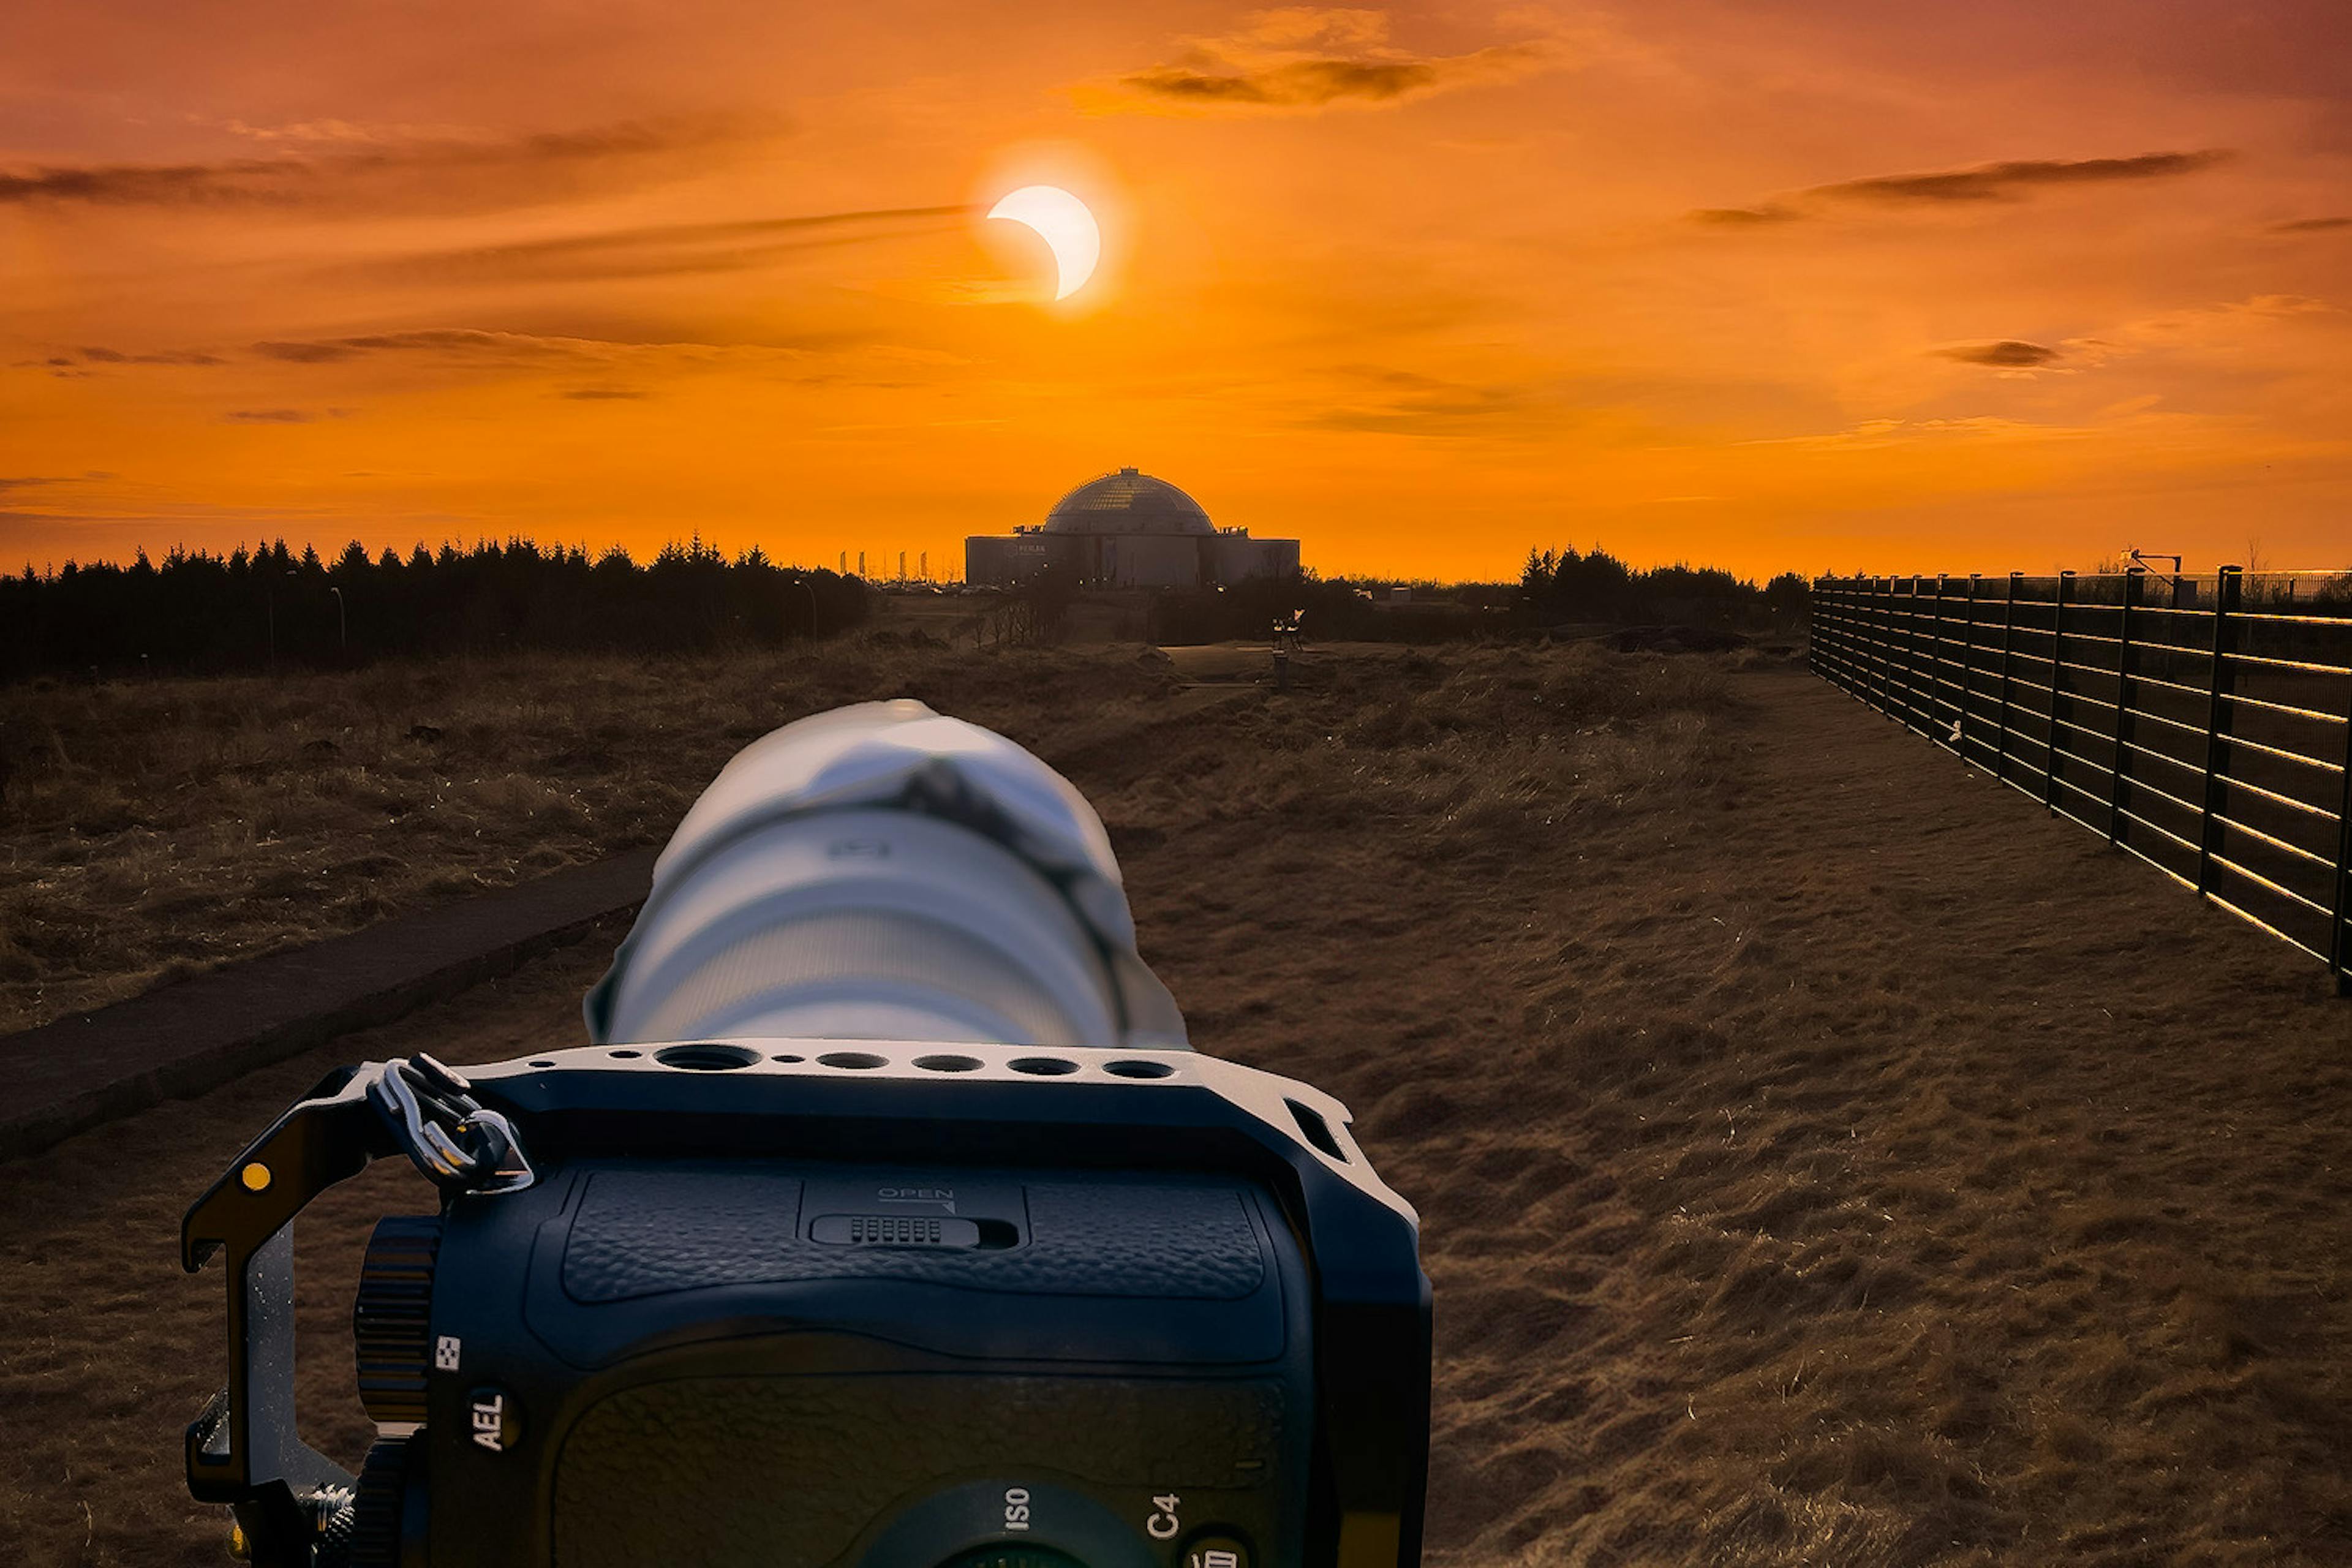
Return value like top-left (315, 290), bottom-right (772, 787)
top-left (2, 665), bottom-right (2346, 1566)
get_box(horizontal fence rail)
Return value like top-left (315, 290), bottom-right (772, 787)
top-left (1809, 567), bottom-right (2352, 995)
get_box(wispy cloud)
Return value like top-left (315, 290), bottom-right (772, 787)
top-left (2271, 215), bottom-right (2351, 233)
top-left (1084, 10), bottom-right (1556, 115)
top-left (351, 204), bottom-right (976, 284)
top-left (1691, 150), bottom-right (2231, 227)
top-left (0, 475), bottom-right (91, 496)
top-left (75, 345), bottom-right (225, 366)
top-left (1812, 150), bottom-right (2230, 205)
top-left (557, 386), bottom-right (649, 400)
top-left (1688, 205), bottom-right (1801, 227)
top-left (1937, 340), bottom-right (2064, 368)
top-left (252, 327), bottom-right (809, 368)
top-left (225, 408), bottom-right (350, 423)
top-left (0, 117), bottom-right (760, 211)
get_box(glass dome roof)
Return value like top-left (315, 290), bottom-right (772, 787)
top-left (1043, 467), bottom-right (1215, 535)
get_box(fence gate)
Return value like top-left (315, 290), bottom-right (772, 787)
top-left (1809, 568), bottom-right (2352, 993)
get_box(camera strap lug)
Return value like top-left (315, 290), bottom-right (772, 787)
top-left (365, 1054), bottom-right (537, 1196)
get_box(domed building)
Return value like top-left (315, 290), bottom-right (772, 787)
top-left (965, 468), bottom-right (1300, 589)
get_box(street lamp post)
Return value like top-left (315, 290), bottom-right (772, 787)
top-left (328, 585), bottom-right (347, 655)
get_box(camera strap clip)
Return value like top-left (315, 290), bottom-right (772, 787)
top-left (365, 1054), bottom-right (537, 1196)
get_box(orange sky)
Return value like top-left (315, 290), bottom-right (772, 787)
top-left (4, 1), bottom-right (2348, 582)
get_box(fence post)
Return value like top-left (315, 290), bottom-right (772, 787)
top-left (2109, 567), bottom-right (2143, 846)
top-left (1806, 579), bottom-right (1818, 679)
top-left (1872, 576), bottom-right (1893, 718)
top-left (1964, 574), bottom-right (1982, 759)
top-left (2329, 674), bottom-right (2352, 995)
top-left (1807, 578), bottom-right (1823, 681)
top-left (2046, 571), bottom-right (2075, 817)
top-left (1833, 577), bottom-right (1853, 696)
top-left (1900, 576), bottom-right (1919, 738)
top-left (1920, 573), bottom-right (1937, 738)
top-left (1921, 573), bottom-right (1939, 737)
top-left (2196, 565), bottom-right (2242, 896)
top-left (1995, 572), bottom-right (2019, 784)
top-left (1872, 575), bottom-right (1893, 720)
top-left (1934, 573), bottom-right (1952, 748)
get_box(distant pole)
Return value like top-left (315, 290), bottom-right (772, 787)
top-left (328, 585), bottom-right (346, 655)
top-left (858, 551), bottom-right (866, 579)
top-left (839, 550), bottom-right (847, 574)
top-left (899, 550), bottom-right (907, 582)
top-left (920, 551), bottom-right (928, 581)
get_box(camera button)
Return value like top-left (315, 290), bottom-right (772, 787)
top-left (1183, 1534), bottom-right (1250, 1568)
top-left (466, 1385), bottom-right (522, 1453)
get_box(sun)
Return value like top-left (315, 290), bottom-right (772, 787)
top-left (986, 185), bottom-right (1101, 301)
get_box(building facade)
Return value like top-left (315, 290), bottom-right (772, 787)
top-left (965, 469), bottom-right (1300, 589)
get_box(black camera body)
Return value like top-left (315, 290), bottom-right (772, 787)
top-left (185, 1039), bottom-right (1430, 1568)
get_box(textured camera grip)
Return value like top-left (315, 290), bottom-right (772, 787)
top-left (559, 1171), bottom-right (1267, 1303)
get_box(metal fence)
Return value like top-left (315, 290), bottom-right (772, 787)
top-left (1809, 568), bottom-right (2352, 994)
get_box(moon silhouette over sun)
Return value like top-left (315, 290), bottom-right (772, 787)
top-left (987, 185), bottom-right (1100, 301)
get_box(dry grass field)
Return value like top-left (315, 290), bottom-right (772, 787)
top-left (4, 636), bottom-right (2350, 1567)
top-left (0, 633), bottom-right (1151, 1033)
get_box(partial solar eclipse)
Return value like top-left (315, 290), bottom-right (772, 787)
top-left (987, 185), bottom-right (1099, 301)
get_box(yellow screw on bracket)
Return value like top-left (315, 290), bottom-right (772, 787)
top-left (239, 1163), bottom-right (271, 1193)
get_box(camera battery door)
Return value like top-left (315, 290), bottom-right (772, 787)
top-left (409, 1161), bottom-right (1313, 1568)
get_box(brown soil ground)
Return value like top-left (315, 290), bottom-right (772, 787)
top-left (4, 651), bottom-right (2350, 1566)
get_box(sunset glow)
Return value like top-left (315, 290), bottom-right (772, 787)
top-left (3, 3), bottom-right (2348, 581)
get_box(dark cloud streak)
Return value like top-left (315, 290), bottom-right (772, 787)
top-left (1937, 341), bottom-right (2063, 367)
top-left (1110, 41), bottom-right (1550, 112)
top-left (1127, 58), bottom-right (1438, 105)
top-left (243, 325), bottom-right (872, 371)
top-left (1813, 150), bottom-right (2230, 205)
top-left (353, 204), bottom-right (977, 284)
top-left (0, 118), bottom-right (758, 209)
top-left (1692, 149), bottom-right (2230, 229)
top-left (1689, 205), bottom-right (1801, 225)
top-left (77, 346), bottom-right (225, 365)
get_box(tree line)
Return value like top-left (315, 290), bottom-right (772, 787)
top-left (1519, 546), bottom-right (1808, 630)
top-left (1, 538), bottom-right (871, 681)
top-left (1099, 545), bottom-right (1809, 646)
top-left (2, 534), bottom-right (1809, 680)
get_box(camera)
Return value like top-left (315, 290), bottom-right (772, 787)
top-left (184, 703), bottom-right (1431, 1568)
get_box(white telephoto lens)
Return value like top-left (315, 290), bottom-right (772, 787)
top-left (586, 699), bottom-right (1188, 1050)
